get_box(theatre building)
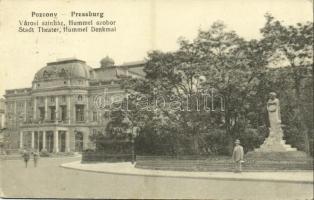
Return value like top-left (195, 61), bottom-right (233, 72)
top-left (4, 58), bottom-right (144, 153)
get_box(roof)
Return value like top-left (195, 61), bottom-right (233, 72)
top-left (121, 60), bottom-right (146, 67)
top-left (34, 59), bottom-right (92, 81)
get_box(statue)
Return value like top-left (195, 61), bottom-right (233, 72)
top-left (267, 92), bottom-right (283, 140)
top-left (253, 92), bottom-right (296, 152)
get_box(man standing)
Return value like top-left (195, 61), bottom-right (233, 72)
top-left (22, 149), bottom-right (30, 168)
top-left (232, 139), bottom-right (244, 173)
top-left (32, 150), bottom-right (39, 167)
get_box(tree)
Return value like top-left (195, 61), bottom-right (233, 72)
top-left (189, 22), bottom-right (269, 150)
top-left (115, 22), bottom-right (269, 155)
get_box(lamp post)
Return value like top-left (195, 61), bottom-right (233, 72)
top-left (130, 127), bottom-right (135, 164)
top-left (122, 115), bottom-right (138, 164)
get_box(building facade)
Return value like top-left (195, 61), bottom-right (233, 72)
top-left (4, 58), bottom-right (144, 153)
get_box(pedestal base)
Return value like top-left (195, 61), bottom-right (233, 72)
top-left (246, 128), bottom-right (310, 163)
top-left (254, 138), bottom-right (297, 152)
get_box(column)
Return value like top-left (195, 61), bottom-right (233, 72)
top-left (14, 101), bottom-right (17, 117)
top-left (14, 101), bottom-right (17, 129)
top-left (55, 96), bottom-right (59, 122)
top-left (44, 97), bottom-right (48, 120)
top-left (33, 98), bottom-right (37, 120)
top-left (65, 131), bottom-right (70, 152)
top-left (19, 131), bottom-right (23, 149)
top-left (67, 96), bottom-right (71, 124)
top-left (42, 131), bottom-right (46, 150)
top-left (31, 131), bottom-right (35, 149)
top-left (37, 132), bottom-right (40, 150)
top-left (53, 130), bottom-right (59, 152)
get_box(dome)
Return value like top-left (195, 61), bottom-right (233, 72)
top-left (100, 56), bottom-right (115, 68)
top-left (34, 59), bottom-right (91, 81)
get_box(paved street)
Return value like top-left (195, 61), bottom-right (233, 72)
top-left (1, 157), bottom-right (313, 199)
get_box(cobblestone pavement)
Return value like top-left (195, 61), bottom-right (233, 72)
top-left (1, 157), bottom-right (313, 199)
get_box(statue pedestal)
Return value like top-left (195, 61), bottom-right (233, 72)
top-left (246, 127), bottom-right (308, 162)
top-left (254, 127), bottom-right (297, 152)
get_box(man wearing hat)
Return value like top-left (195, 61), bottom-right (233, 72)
top-left (232, 139), bottom-right (244, 173)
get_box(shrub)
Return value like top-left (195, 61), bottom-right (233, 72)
top-left (203, 129), bottom-right (231, 156)
top-left (238, 127), bottom-right (267, 153)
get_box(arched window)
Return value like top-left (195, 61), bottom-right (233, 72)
top-left (43, 70), bottom-right (49, 78)
top-left (60, 68), bottom-right (67, 77)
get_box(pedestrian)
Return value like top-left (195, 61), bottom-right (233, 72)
top-left (22, 149), bottom-right (30, 168)
top-left (32, 150), bottom-right (39, 167)
top-left (232, 139), bottom-right (244, 173)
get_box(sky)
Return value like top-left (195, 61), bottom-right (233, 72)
top-left (0, 0), bottom-right (312, 97)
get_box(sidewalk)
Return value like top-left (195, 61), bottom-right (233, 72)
top-left (60, 161), bottom-right (313, 184)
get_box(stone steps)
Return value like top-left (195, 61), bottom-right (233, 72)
top-left (255, 138), bottom-right (298, 152)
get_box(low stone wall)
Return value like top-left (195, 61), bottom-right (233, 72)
top-left (81, 151), bottom-right (132, 163)
top-left (135, 155), bottom-right (313, 172)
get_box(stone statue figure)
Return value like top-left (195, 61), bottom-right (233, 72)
top-left (267, 93), bottom-right (281, 126)
top-left (267, 92), bottom-right (283, 139)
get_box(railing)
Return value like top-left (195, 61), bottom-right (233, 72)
top-left (22, 119), bottom-right (70, 125)
top-left (6, 88), bottom-right (31, 95)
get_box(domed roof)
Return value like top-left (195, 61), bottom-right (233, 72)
top-left (34, 59), bottom-right (91, 81)
top-left (100, 56), bottom-right (115, 68)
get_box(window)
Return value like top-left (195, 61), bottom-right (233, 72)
top-left (92, 129), bottom-right (97, 135)
top-left (76, 105), bottom-right (84, 122)
top-left (39, 97), bottom-right (44, 104)
top-left (103, 111), bottom-right (110, 120)
top-left (62, 96), bottom-right (66, 102)
top-left (60, 68), bottom-right (67, 77)
top-left (92, 111), bottom-right (97, 121)
top-left (50, 97), bottom-right (55, 103)
top-left (61, 105), bottom-right (67, 121)
top-left (39, 107), bottom-right (45, 120)
top-left (50, 106), bottom-right (56, 121)
top-left (78, 95), bottom-right (83, 101)
top-left (43, 70), bottom-right (49, 78)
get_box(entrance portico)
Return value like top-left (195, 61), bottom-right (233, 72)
top-left (19, 128), bottom-right (71, 153)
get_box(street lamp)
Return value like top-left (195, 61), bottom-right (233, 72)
top-left (122, 115), bottom-right (137, 164)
